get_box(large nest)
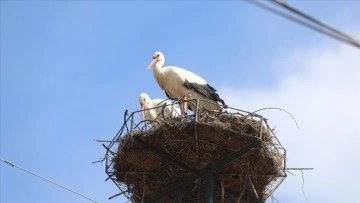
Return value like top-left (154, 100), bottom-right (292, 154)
top-left (112, 111), bottom-right (286, 203)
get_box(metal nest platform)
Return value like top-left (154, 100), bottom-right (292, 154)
top-left (103, 99), bottom-right (287, 203)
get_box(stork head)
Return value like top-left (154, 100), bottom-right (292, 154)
top-left (138, 93), bottom-right (151, 120)
top-left (147, 51), bottom-right (164, 70)
top-left (138, 93), bottom-right (151, 106)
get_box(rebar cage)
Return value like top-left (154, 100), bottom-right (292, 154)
top-left (103, 99), bottom-right (287, 202)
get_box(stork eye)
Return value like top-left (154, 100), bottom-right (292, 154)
top-left (157, 54), bottom-right (160, 57)
top-left (143, 98), bottom-right (146, 101)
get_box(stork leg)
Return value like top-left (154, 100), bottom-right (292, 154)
top-left (180, 102), bottom-right (184, 117)
top-left (183, 94), bottom-right (188, 115)
top-left (179, 94), bottom-right (188, 118)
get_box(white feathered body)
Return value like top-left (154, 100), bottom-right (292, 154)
top-left (153, 65), bottom-right (223, 111)
top-left (139, 93), bottom-right (180, 126)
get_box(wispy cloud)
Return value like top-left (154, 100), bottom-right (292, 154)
top-left (220, 36), bottom-right (360, 202)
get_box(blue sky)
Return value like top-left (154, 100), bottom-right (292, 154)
top-left (1, 1), bottom-right (360, 203)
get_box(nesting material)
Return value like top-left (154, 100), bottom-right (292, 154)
top-left (113, 111), bottom-right (285, 203)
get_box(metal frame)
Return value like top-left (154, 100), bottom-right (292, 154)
top-left (103, 98), bottom-right (287, 202)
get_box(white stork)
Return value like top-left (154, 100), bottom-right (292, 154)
top-left (147, 51), bottom-right (226, 115)
top-left (138, 93), bottom-right (180, 126)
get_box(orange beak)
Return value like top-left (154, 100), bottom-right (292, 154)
top-left (147, 58), bottom-right (157, 70)
top-left (140, 104), bottom-right (145, 120)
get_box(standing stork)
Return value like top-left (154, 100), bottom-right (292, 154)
top-left (138, 93), bottom-right (180, 126)
top-left (147, 51), bottom-right (226, 115)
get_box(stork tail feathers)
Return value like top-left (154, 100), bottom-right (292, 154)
top-left (183, 79), bottom-right (226, 106)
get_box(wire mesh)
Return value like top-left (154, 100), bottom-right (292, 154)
top-left (103, 99), bottom-right (287, 202)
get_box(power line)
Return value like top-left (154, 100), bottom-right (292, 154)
top-left (270, 0), bottom-right (360, 48)
top-left (270, 0), bottom-right (356, 42)
top-left (244, 0), bottom-right (348, 43)
top-left (0, 158), bottom-right (99, 203)
top-left (245, 0), bottom-right (360, 49)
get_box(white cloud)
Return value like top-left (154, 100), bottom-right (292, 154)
top-left (220, 40), bottom-right (360, 202)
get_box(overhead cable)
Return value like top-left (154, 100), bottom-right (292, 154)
top-left (0, 158), bottom-right (99, 203)
top-left (245, 0), bottom-right (360, 49)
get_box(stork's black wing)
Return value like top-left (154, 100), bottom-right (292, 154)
top-left (183, 79), bottom-right (226, 106)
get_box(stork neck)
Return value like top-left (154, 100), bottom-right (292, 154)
top-left (153, 60), bottom-right (164, 73)
top-left (146, 100), bottom-right (153, 109)
top-left (153, 61), bottom-right (166, 89)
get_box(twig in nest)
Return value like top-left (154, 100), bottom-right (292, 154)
top-left (247, 107), bottom-right (300, 129)
top-left (221, 178), bottom-right (224, 203)
top-left (249, 177), bottom-right (259, 199)
top-left (93, 139), bottom-right (113, 143)
top-left (300, 169), bottom-right (308, 200)
top-left (237, 167), bottom-right (250, 203)
top-left (109, 191), bottom-right (127, 200)
top-left (287, 168), bottom-right (312, 200)
top-left (92, 144), bottom-right (112, 164)
top-left (141, 174), bottom-right (146, 203)
top-left (91, 158), bottom-right (105, 164)
top-left (197, 180), bottom-right (201, 203)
